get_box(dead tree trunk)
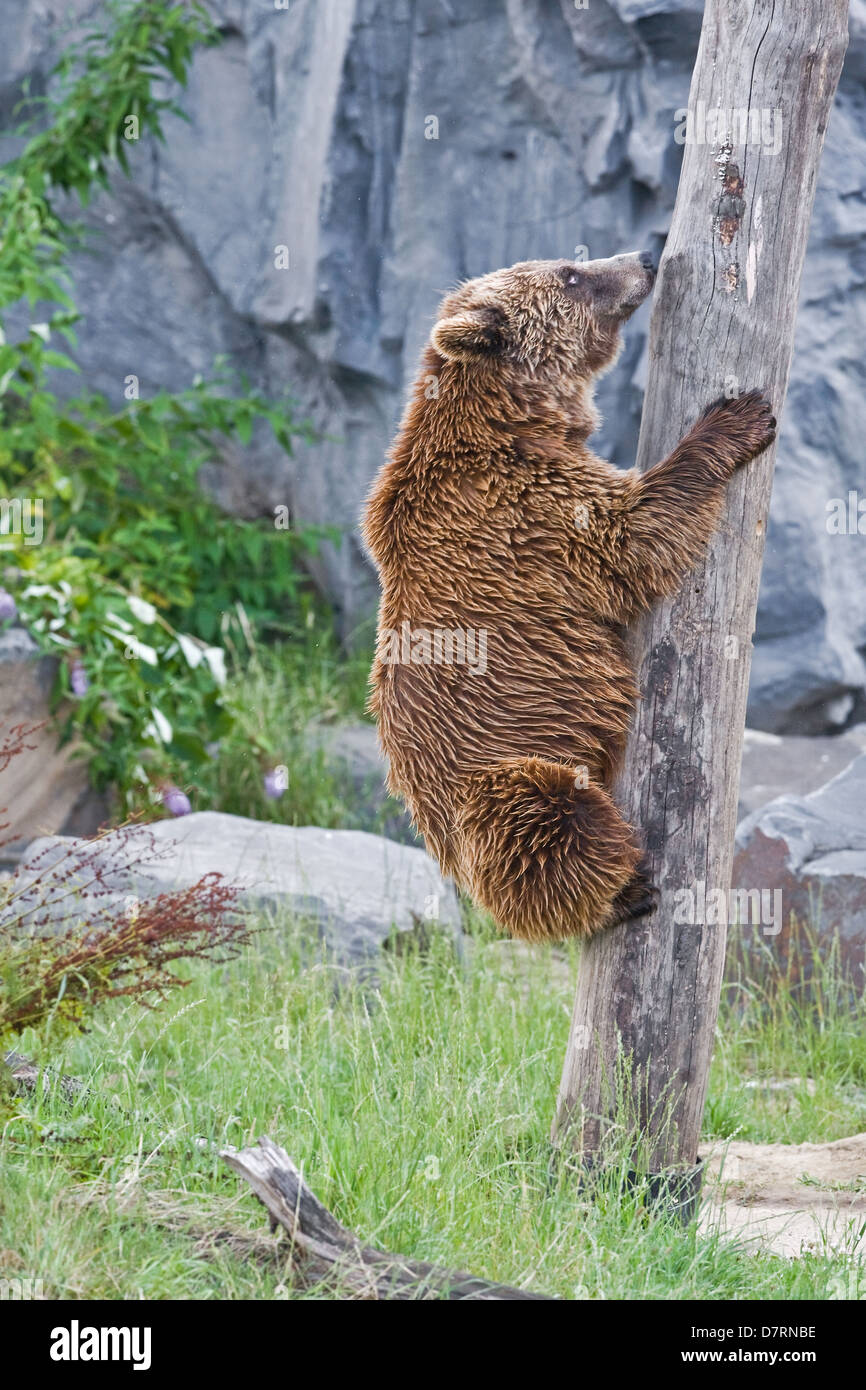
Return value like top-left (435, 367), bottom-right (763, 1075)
top-left (552, 0), bottom-right (849, 1173)
top-left (222, 1137), bottom-right (550, 1299)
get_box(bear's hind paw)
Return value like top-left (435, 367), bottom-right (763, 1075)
top-left (607, 860), bottom-right (660, 927)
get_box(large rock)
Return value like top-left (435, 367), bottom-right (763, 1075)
top-left (733, 754), bottom-right (866, 980)
top-left (306, 719), bottom-right (415, 844)
top-left (6, 811), bottom-right (461, 961)
top-left (0, 627), bottom-right (104, 864)
top-left (1, 1), bottom-right (865, 730)
top-left (738, 726), bottom-right (866, 820)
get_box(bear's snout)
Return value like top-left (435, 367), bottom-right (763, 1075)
top-left (584, 250), bottom-right (656, 320)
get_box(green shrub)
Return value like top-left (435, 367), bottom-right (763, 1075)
top-left (0, 2), bottom-right (332, 811)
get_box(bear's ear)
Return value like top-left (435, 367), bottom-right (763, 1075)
top-left (431, 306), bottom-right (504, 362)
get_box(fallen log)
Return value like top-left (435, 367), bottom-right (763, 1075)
top-left (3, 1048), bottom-right (89, 1102)
top-left (221, 1136), bottom-right (550, 1300)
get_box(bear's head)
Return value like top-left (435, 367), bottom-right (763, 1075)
top-left (431, 252), bottom-right (655, 381)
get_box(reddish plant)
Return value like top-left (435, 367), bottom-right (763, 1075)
top-left (0, 728), bottom-right (254, 1043)
top-left (0, 721), bottom-right (42, 774)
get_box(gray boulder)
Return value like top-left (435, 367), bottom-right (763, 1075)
top-left (0, 627), bottom-right (105, 863)
top-left (306, 720), bottom-right (415, 844)
top-left (738, 726), bottom-right (866, 820)
top-left (6, 811), bottom-right (461, 962)
top-left (733, 754), bottom-right (866, 979)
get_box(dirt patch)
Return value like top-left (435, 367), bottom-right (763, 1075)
top-left (699, 1132), bottom-right (866, 1258)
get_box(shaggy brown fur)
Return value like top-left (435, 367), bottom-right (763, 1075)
top-left (362, 253), bottom-right (775, 941)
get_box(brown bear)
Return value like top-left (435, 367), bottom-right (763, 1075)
top-left (362, 252), bottom-right (775, 941)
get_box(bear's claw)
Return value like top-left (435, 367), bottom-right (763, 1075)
top-left (608, 859), bottom-right (660, 926)
top-left (699, 388), bottom-right (776, 467)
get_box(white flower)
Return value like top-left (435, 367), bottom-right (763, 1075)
top-left (203, 646), bottom-right (227, 686)
top-left (104, 610), bottom-right (133, 632)
top-left (126, 594), bottom-right (157, 625)
top-left (113, 632), bottom-right (158, 666)
top-left (176, 632), bottom-right (204, 669)
top-left (143, 707), bottom-right (172, 744)
top-left (22, 583), bottom-right (66, 602)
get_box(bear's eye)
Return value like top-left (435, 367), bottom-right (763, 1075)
top-left (566, 274), bottom-right (579, 285)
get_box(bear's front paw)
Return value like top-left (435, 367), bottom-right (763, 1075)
top-left (699, 389), bottom-right (776, 468)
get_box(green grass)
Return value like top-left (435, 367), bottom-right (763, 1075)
top-left (707, 925), bottom-right (866, 1145)
top-left (2, 914), bottom-right (864, 1300)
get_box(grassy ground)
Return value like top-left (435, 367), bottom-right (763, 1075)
top-left (2, 910), bottom-right (864, 1300)
top-left (709, 928), bottom-right (866, 1147)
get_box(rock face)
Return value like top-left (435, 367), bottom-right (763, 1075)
top-left (6, 811), bottom-right (461, 961)
top-left (1, 1), bottom-right (865, 731)
top-left (733, 754), bottom-right (866, 980)
top-left (0, 627), bottom-right (104, 863)
top-left (738, 726), bottom-right (866, 820)
top-left (307, 720), bottom-right (415, 844)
